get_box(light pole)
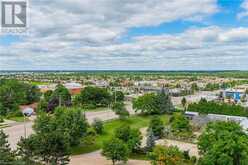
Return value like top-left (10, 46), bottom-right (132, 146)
top-left (23, 113), bottom-right (27, 139)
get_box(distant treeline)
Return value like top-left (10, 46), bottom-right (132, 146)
top-left (1, 70), bottom-right (248, 78)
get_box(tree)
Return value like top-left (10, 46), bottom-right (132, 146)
top-left (44, 90), bottom-right (53, 102)
top-left (102, 138), bottom-right (129, 165)
top-left (112, 102), bottom-right (129, 120)
top-left (18, 108), bottom-right (88, 165)
top-left (127, 129), bottom-right (142, 152)
top-left (34, 107), bottom-right (88, 146)
top-left (148, 145), bottom-right (186, 165)
top-left (18, 131), bottom-right (70, 165)
top-left (198, 121), bottom-right (248, 165)
top-left (0, 80), bottom-right (40, 116)
top-left (114, 125), bottom-right (142, 152)
top-left (0, 130), bottom-right (17, 164)
top-left (133, 89), bottom-right (174, 115)
top-left (191, 83), bottom-right (199, 92)
top-left (78, 86), bottom-right (111, 107)
top-left (51, 84), bottom-right (71, 107)
top-left (170, 113), bottom-right (192, 138)
top-left (181, 97), bottom-right (187, 111)
top-left (38, 85), bottom-right (72, 113)
top-left (113, 91), bottom-right (125, 102)
top-left (115, 125), bottom-right (131, 142)
top-left (132, 93), bottom-right (158, 114)
top-left (156, 88), bottom-right (174, 114)
top-left (146, 128), bottom-right (156, 151)
top-left (92, 118), bottom-right (104, 134)
top-left (187, 99), bottom-right (248, 117)
top-left (149, 116), bottom-right (164, 138)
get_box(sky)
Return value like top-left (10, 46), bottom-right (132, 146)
top-left (0, 0), bottom-right (248, 71)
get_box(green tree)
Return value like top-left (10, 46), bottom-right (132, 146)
top-left (102, 138), bottom-right (129, 165)
top-left (114, 125), bottom-right (142, 152)
top-left (149, 116), bottom-right (164, 138)
top-left (52, 84), bottom-right (71, 106)
top-left (115, 125), bottom-right (131, 142)
top-left (18, 108), bottom-right (88, 164)
top-left (113, 91), bottom-right (125, 102)
top-left (181, 97), bottom-right (187, 111)
top-left (34, 107), bottom-right (88, 146)
top-left (132, 93), bottom-right (158, 114)
top-left (191, 83), bottom-right (199, 92)
top-left (146, 128), bottom-right (156, 151)
top-left (92, 118), bottom-right (104, 134)
top-left (198, 121), bottom-right (248, 165)
top-left (187, 99), bottom-right (248, 117)
top-left (78, 86), bottom-right (111, 107)
top-left (44, 90), bottom-right (53, 102)
top-left (156, 88), bottom-right (174, 114)
top-left (0, 80), bottom-right (40, 116)
top-left (133, 90), bottom-right (174, 115)
top-left (112, 102), bottom-right (129, 120)
top-left (127, 129), bottom-right (142, 152)
top-left (170, 113), bottom-right (192, 138)
top-left (18, 131), bottom-right (70, 165)
top-left (0, 130), bottom-right (17, 164)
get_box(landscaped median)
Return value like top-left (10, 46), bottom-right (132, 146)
top-left (71, 114), bottom-right (170, 156)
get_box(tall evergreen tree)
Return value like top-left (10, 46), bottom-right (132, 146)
top-left (146, 128), bottom-right (155, 151)
top-left (157, 87), bottom-right (174, 114)
top-left (0, 130), bottom-right (16, 164)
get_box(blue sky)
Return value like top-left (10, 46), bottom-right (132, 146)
top-left (1, 0), bottom-right (248, 70)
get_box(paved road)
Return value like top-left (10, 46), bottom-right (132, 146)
top-left (70, 150), bottom-right (149, 165)
top-left (3, 121), bottom-right (33, 150)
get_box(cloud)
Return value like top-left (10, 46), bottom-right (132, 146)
top-left (2, 0), bottom-right (248, 70)
top-left (26, 0), bottom-right (218, 44)
top-left (237, 0), bottom-right (248, 19)
top-left (1, 25), bottom-right (248, 70)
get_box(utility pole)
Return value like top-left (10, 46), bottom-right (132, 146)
top-left (114, 88), bottom-right (116, 104)
top-left (59, 95), bottom-right (62, 107)
top-left (23, 113), bottom-right (27, 139)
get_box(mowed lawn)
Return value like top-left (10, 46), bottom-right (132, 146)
top-left (72, 114), bottom-right (170, 155)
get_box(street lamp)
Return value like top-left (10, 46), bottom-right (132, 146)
top-left (22, 112), bottom-right (28, 139)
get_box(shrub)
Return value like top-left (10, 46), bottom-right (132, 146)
top-left (148, 116), bottom-right (164, 138)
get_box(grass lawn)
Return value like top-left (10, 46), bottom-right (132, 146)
top-left (7, 116), bottom-right (29, 122)
top-left (129, 152), bottom-right (149, 160)
top-left (29, 81), bottom-right (49, 85)
top-left (71, 114), bottom-right (170, 155)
